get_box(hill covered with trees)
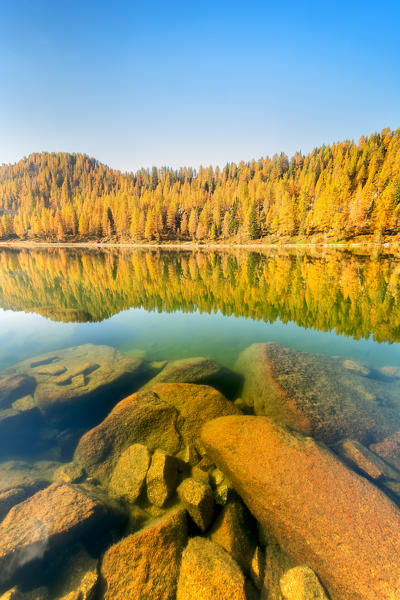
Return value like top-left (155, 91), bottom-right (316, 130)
top-left (0, 128), bottom-right (399, 243)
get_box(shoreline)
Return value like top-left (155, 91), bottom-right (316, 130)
top-left (0, 239), bottom-right (399, 250)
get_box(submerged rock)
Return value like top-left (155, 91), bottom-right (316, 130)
top-left (337, 438), bottom-right (400, 496)
top-left (101, 506), bottom-right (187, 600)
top-left (202, 415), bottom-right (400, 600)
top-left (261, 537), bottom-right (294, 600)
top-left (109, 443), bottom-right (150, 503)
top-left (209, 496), bottom-right (256, 575)
top-left (5, 344), bottom-right (151, 423)
top-left (235, 342), bottom-right (400, 444)
top-left (74, 390), bottom-right (181, 482)
top-left (0, 375), bottom-right (36, 409)
top-left (0, 460), bottom-right (54, 520)
top-left (370, 431), bottom-right (400, 471)
top-left (0, 483), bottom-right (111, 586)
top-left (51, 544), bottom-right (98, 600)
top-left (177, 537), bottom-right (255, 600)
top-left (177, 478), bottom-right (214, 531)
top-left (280, 566), bottom-right (329, 600)
top-left (74, 384), bottom-right (238, 482)
top-left (146, 449), bottom-right (178, 507)
top-left (149, 383), bottom-right (240, 463)
top-left (141, 357), bottom-right (242, 398)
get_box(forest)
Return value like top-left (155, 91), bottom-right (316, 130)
top-left (0, 128), bottom-right (399, 243)
top-left (0, 247), bottom-right (399, 343)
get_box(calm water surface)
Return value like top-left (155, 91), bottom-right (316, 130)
top-left (1, 246), bottom-right (400, 593)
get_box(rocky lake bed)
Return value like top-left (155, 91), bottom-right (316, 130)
top-left (0, 342), bottom-right (400, 599)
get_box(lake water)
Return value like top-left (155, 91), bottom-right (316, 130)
top-left (1, 246), bottom-right (400, 596)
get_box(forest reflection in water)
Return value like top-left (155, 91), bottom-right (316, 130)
top-left (0, 246), bottom-right (399, 344)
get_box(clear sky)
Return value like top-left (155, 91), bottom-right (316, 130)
top-left (0, 0), bottom-right (399, 172)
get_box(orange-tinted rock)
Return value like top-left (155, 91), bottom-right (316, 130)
top-left (202, 415), bottom-right (400, 600)
top-left (0, 483), bottom-right (109, 585)
top-left (177, 478), bottom-right (214, 531)
top-left (109, 443), bottom-right (150, 503)
top-left (280, 565), bottom-right (329, 600)
top-left (209, 496), bottom-right (256, 575)
top-left (141, 357), bottom-right (242, 398)
top-left (146, 449), bottom-right (178, 507)
top-left (150, 383), bottom-right (239, 462)
top-left (235, 343), bottom-right (400, 444)
top-left (74, 390), bottom-right (180, 482)
top-left (261, 536), bottom-right (294, 600)
top-left (101, 506), bottom-right (187, 600)
top-left (177, 537), bottom-right (255, 600)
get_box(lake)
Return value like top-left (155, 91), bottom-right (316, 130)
top-left (1, 246), bottom-right (400, 598)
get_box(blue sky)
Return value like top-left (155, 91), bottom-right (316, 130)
top-left (0, 0), bottom-right (399, 172)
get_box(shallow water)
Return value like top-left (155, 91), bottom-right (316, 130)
top-left (1, 246), bottom-right (400, 595)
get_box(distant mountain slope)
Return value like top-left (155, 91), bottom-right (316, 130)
top-left (0, 128), bottom-right (400, 242)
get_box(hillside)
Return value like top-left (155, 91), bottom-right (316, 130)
top-left (0, 128), bottom-right (400, 243)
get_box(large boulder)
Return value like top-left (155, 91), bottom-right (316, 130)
top-left (101, 506), bottom-right (187, 600)
top-left (235, 343), bottom-right (400, 444)
top-left (202, 415), bottom-right (400, 600)
top-left (74, 390), bottom-right (181, 482)
top-left (5, 344), bottom-right (152, 423)
top-left (141, 357), bottom-right (242, 398)
top-left (74, 384), bottom-right (238, 482)
top-left (0, 483), bottom-right (112, 586)
top-left (177, 537), bottom-right (256, 600)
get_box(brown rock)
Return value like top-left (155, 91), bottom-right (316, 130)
top-left (177, 536), bottom-right (254, 600)
top-left (202, 415), bottom-right (400, 600)
top-left (6, 344), bottom-right (151, 421)
top-left (261, 536), bottom-right (294, 600)
top-left (74, 390), bottom-right (180, 482)
top-left (141, 357), bottom-right (242, 398)
top-left (0, 483), bottom-right (110, 585)
top-left (177, 478), bottom-right (214, 531)
top-left (0, 588), bottom-right (48, 600)
top-left (235, 343), bottom-right (400, 444)
top-left (280, 566), bottom-right (329, 600)
top-left (109, 444), bottom-right (150, 503)
top-left (146, 449), bottom-right (178, 507)
top-left (150, 383), bottom-right (240, 463)
top-left (0, 375), bottom-right (36, 409)
top-left (337, 438), bottom-right (400, 496)
top-left (101, 506), bottom-right (187, 600)
top-left (0, 461), bottom-right (51, 520)
top-left (53, 463), bottom-right (86, 484)
top-left (370, 431), bottom-right (400, 471)
top-left (209, 496), bottom-right (256, 575)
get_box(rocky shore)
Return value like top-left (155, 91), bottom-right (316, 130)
top-left (0, 343), bottom-right (400, 599)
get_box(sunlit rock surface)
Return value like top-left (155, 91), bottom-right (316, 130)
top-left (202, 415), bottom-right (400, 600)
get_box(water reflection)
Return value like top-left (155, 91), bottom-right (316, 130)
top-left (0, 247), bottom-right (399, 343)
